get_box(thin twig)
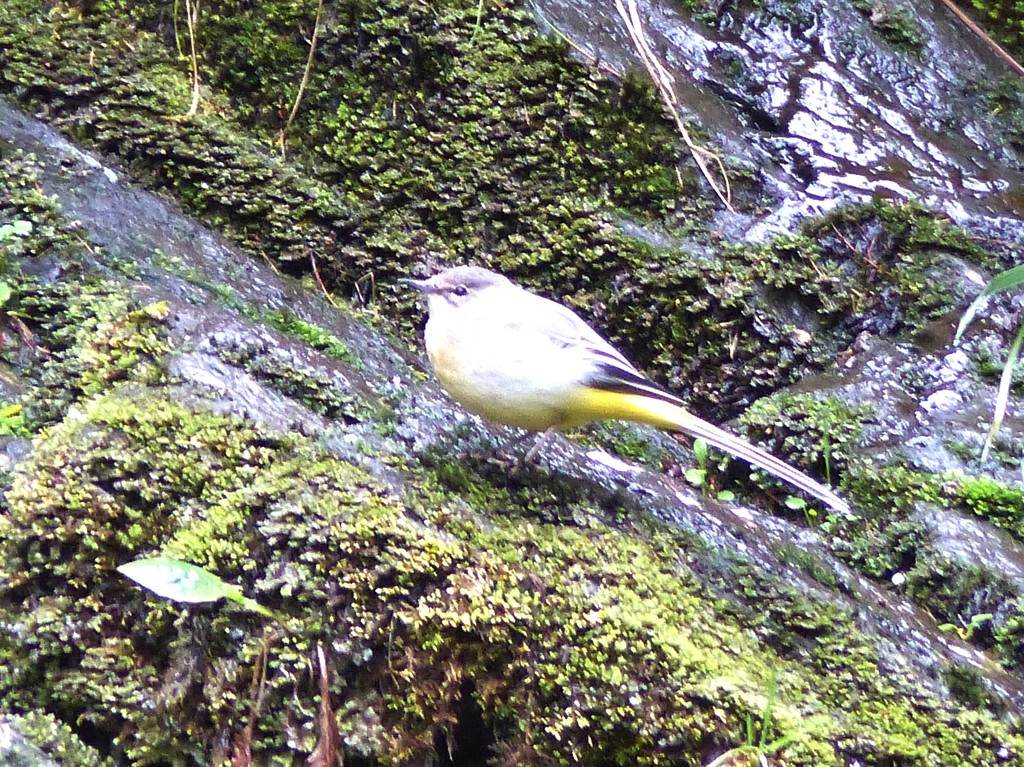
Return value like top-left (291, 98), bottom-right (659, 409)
top-left (184, 0), bottom-right (202, 117)
top-left (310, 250), bottom-right (340, 308)
top-left (172, 0), bottom-right (183, 58)
top-left (936, 0), bottom-right (1024, 79)
top-left (470, 0), bottom-right (487, 43)
top-left (614, 0), bottom-right (734, 211)
top-left (278, 0), bottom-right (325, 156)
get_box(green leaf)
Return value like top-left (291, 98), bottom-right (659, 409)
top-left (784, 496), bottom-right (807, 511)
top-left (981, 321), bottom-right (1024, 462)
top-left (0, 219), bottom-right (31, 242)
top-left (119, 557), bottom-right (241, 602)
top-left (968, 612), bottom-right (994, 630)
top-left (117, 557), bottom-right (273, 617)
top-left (955, 264), bottom-right (1024, 342)
top-left (684, 467), bottom-right (706, 487)
top-left (0, 403), bottom-right (22, 419)
top-left (0, 281), bottom-right (12, 308)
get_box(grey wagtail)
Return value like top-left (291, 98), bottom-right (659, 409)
top-left (405, 265), bottom-right (850, 515)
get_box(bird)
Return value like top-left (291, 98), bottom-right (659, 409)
top-left (404, 265), bottom-right (850, 515)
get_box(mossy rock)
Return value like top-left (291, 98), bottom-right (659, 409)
top-left (2, 389), bottom-right (1023, 765)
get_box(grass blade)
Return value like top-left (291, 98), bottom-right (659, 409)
top-left (981, 321), bottom-right (1024, 462)
top-left (955, 264), bottom-right (1024, 343)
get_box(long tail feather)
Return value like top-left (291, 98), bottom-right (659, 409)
top-left (670, 406), bottom-right (850, 516)
top-left (578, 369), bottom-right (851, 515)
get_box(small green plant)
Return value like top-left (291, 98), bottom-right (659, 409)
top-left (264, 309), bottom-right (353, 362)
top-left (968, 0), bottom-right (1024, 52)
top-left (0, 219), bottom-right (31, 304)
top-left (784, 494), bottom-right (819, 526)
top-left (0, 219), bottom-right (32, 243)
top-left (688, 439), bottom-right (799, 505)
top-left (686, 439), bottom-right (735, 501)
top-left (939, 612), bottom-right (994, 641)
top-left (705, 666), bottom-right (797, 767)
top-left (118, 556), bottom-right (279, 619)
top-left (821, 408), bottom-right (833, 487)
top-left (955, 264), bottom-right (1024, 461)
top-left (0, 403), bottom-right (30, 437)
top-left (685, 437), bottom-right (710, 488)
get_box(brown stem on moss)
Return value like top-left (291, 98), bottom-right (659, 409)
top-left (311, 250), bottom-right (340, 308)
top-left (614, 0), bottom-right (734, 212)
top-left (183, 0), bottom-right (202, 118)
top-left (278, 0), bottom-right (325, 157)
top-left (937, 0), bottom-right (1024, 79)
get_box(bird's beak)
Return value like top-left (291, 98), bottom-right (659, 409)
top-left (397, 277), bottom-right (430, 292)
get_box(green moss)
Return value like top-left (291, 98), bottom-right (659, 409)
top-left (739, 393), bottom-right (872, 493)
top-left (948, 472), bottom-right (1024, 539)
top-left (3, 2), bottom-right (1024, 763)
top-left (1, 376), bottom-right (1022, 764)
top-left (872, 201), bottom-right (980, 251)
top-left (840, 462), bottom-right (942, 515)
top-left (971, 336), bottom-right (1018, 381)
top-left (0, 153), bottom-right (176, 433)
top-left (0, 153), bottom-right (91, 272)
top-left (832, 516), bottom-right (930, 580)
top-left (420, 444), bottom-right (628, 530)
top-left (0, 390), bottom-right (733, 764)
top-left (262, 309), bottom-right (354, 363)
top-left (0, 393), bottom-right (357, 763)
top-left (593, 230), bottom-right (855, 418)
top-left (0, 2), bottom-right (979, 425)
top-left (804, 200), bottom-right (977, 328)
top-left (775, 542), bottom-right (840, 589)
top-left (993, 598), bottom-right (1024, 666)
top-left (906, 558), bottom-right (1008, 644)
top-left (17, 283), bottom-right (171, 427)
top-left (0, 403), bottom-right (31, 438)
top-left (968, 0), bottom-right (1024, 59)
top-left (158, 264), bottom-right (358, 366)
top-left (942, 664), bottom-right (1002, 711)
top-left (0, 0), bottom-right (353, 272)
top-left (822, 461), bottom-right (1024, 663)
top-left (0, 152), bottom-right (90, 343)
top-left (974, 77), bottom-right (1024, 155)
top-left (580, 421), bottom-right (675, 469)
top-left (4, 711), bottom-right (112, 767)
top-left (212, 334), bottom-right (375, 422)
top-left (0, 0), bottom-right (690, 288)
top-left (849, 0), bottom-right (925, 54)
top-left (0, 219), bottom-right (33, 273)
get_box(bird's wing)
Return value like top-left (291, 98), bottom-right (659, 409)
top-left (509, 290), bottom-right (685, 406)
top-left (510, 290), bottom-right (633, 366)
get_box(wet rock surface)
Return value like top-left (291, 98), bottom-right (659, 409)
top-left (538, 0), bottom-right (1024, 219)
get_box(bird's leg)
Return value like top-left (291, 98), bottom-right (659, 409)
top-left (522, 427), bottom-right (556, 463)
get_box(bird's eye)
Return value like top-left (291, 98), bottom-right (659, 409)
top-left (453, 284), bottom-right (469, 297)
